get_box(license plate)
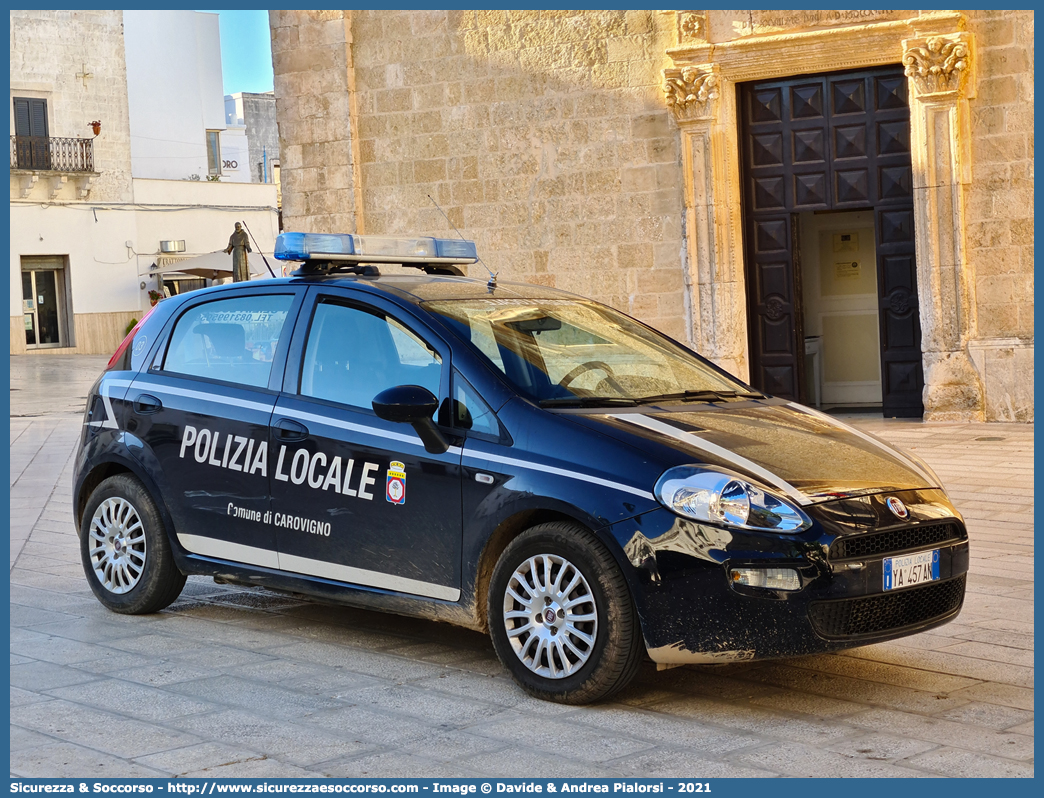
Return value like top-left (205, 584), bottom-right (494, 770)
top-left (883, 549), bottom-right (940, 591)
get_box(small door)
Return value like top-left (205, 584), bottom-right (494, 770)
top-left (270, 293), bottom-right (463, 601)
top-left (21, 259), bottom-right (66, 348)
top-left (130, 290), bottom-right (301, 565)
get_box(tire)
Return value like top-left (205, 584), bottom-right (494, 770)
top-left (488, 521), bottom-right (643, 704)
top-left (79, 474), bottom-right (186, 614)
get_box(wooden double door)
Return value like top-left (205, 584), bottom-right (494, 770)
top-left (740, 66), bottom-right (923, 418)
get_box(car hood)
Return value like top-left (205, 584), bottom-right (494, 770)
top-left (561, 398), bottom-right (937, 505)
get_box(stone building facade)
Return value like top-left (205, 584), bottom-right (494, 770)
top-left (269, 9), bottom-right (1033, 422)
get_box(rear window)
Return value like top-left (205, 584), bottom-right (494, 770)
top-left (162, 295), bottom-right (293, 388)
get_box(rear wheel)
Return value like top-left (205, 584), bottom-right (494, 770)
top-left (488, 521), bottom-right (643, 704)
top-left (80, 474), bottom-right (186, 614)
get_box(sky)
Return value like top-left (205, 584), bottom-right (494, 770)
top-left (199, 9), bottom-right (275, 95)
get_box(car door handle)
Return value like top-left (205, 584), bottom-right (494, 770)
top-left (274, 418), bottom-right (309, 441)
top-left (133, 394), bottom-right (162, 414)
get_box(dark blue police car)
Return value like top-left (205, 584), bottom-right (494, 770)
top-left (75, 233), bottom-right (968, 704)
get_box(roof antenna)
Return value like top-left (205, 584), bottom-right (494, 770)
top-left (427, 194), bottom-right (497, 291)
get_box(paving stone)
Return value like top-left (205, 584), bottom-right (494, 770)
top-left (167, 674), bottom-right (349, 718)
top-left (26, 616), bottom-right (152, 644)
top-left (10, 741), bottom-right (169, 778)
top-left (572, 704), bottom-right (764, 755)
top-left (301, 704), bottom-right (441, 747)
top-left (468, 712), bottom-right (653, 762)
top-left (10, 661), bottom-right (105, 691)
top-left (454, 747), bottom-right (621, 778)
top-left (744, 661), bottom-right (975, 715)
top-left (320, 751), bottom-right (481, 778)
top-left (607, 748), bottom-right (775, 778)
top-left (1004, 720), bottom-right (1033, 735)
top-left (946, 681), bottom-right (1035, 711)
top-left (934, 700), bottom-right (1034, 730)
top-left (11, 700), bottom-right (202, 758)
top-left (902, 746), bottom-right (1035, 778)
top-left (133, 742), bottom-right (268, 777)
top-left (344, 682), bottom-right (509, 727)
top-left (9, 724), bottom-right (57, 752)
top-left (265, 640), bottom-right (452, 681)
top-left (46, 678), bottom-right (219, 721)
top-left (9, 605), bottom-right (80, 628)
top-left (937, 639), bottom-right (1035, 667)
top-left (748, 688), bottom-right (870, 717)
top-left (733, 740), bottom-right (931, 777)
top-left (397, 729), bottom-right (511, 761)
top-left (845, 707), bottom-right (1034, 760)
top-left (167, 709), bottom-right (377, 768)
top-left (646, 694), bottom-right (865, 745)
top-left (822, 731), bottom-right (940, 761)
top-left (408, 670), bottom-right (576, 714)
top-left (839, 646), bottom-right (1033, 688)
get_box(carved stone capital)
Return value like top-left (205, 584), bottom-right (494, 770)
top-left (663, 65), bottom-right (719, 123)
top-left (902, 33), bottom-right (971, 100)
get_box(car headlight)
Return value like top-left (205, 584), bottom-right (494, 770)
top-left (655, 466), bottom-right (812, 533)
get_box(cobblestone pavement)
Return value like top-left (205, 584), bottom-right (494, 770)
top-left (9, 355), bottom-right (1034, 778)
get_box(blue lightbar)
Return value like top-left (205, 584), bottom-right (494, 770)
top-left (274, 232), bottom-right (477, 264)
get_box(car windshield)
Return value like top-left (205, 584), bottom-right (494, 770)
top-left (424, 297), bottom-right (754, 406)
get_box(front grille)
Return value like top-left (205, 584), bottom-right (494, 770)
top-left (809, 574), bottom-right (966, 638)
top-left (830, 522), bottom-right (964, 560)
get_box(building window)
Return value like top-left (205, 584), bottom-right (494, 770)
top-left (206, 130), bottom-right (221, 175)
top-left (13, 97), bottom-right (51, 170)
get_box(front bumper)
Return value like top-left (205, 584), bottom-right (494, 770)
top-left (608, 488), bottom-right (969, 664)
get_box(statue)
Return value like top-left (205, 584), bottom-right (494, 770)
top-left (225, 222), bottom-right (252, 282)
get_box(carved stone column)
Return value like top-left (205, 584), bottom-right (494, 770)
top-left (664, 64), bottom-right (749, 380)
top-left (903, 25), bottom-right (984, 420)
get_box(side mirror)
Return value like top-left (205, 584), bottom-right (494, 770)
top-left (372, 385), bottom-right (449, 454)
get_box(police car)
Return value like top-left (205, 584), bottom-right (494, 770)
top-left (74, 232), bottom-right (969, 704)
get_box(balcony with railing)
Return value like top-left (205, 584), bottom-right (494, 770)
top-left (10, 136), bottom-right (98, 199)
top-left (11, 136), bottom-right (95, 171)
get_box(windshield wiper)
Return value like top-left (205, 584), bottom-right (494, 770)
top-left (634, 389), bottom-right (764, 405)
top-left (539, 396), bottom-right (639, 408)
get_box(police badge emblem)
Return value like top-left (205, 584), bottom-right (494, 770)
top-left (386, 460), bottom-right (406, 505)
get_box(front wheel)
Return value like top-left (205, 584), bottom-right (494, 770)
top-left (79, 474), bottom-right (186, 614)
top-left (488, 522), bottom-right (643, 704)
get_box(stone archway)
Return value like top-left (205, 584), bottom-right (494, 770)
top-left (663, 10), bottom-right (983, 420)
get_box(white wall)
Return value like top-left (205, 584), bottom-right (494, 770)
top-left (225, 93), bottom-right (246, 126)
top-left (219, 127), bottom-right (251, 183)
top-left (195, 13), bottom-right (226, 131)
top-left (132, 178), bottom-right (279, 257)
top-left (10, 205), bottom-right (140, 317)
top-left (124, 10), bottom-right (226, 181)
top-left (10, 181), bottom-right (278, 319)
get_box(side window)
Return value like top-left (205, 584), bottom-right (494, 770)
top-left (301, 301), bottom-right (442, 410)
top-left (448, 371), bottom-right (500, 437)
top-left (163, 294), bottom-right (292, 388)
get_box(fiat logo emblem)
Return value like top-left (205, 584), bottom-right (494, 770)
top-left (886, 496), bottom-right (909, 519)
top-left (544, 609), bottom-right (557, 624)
